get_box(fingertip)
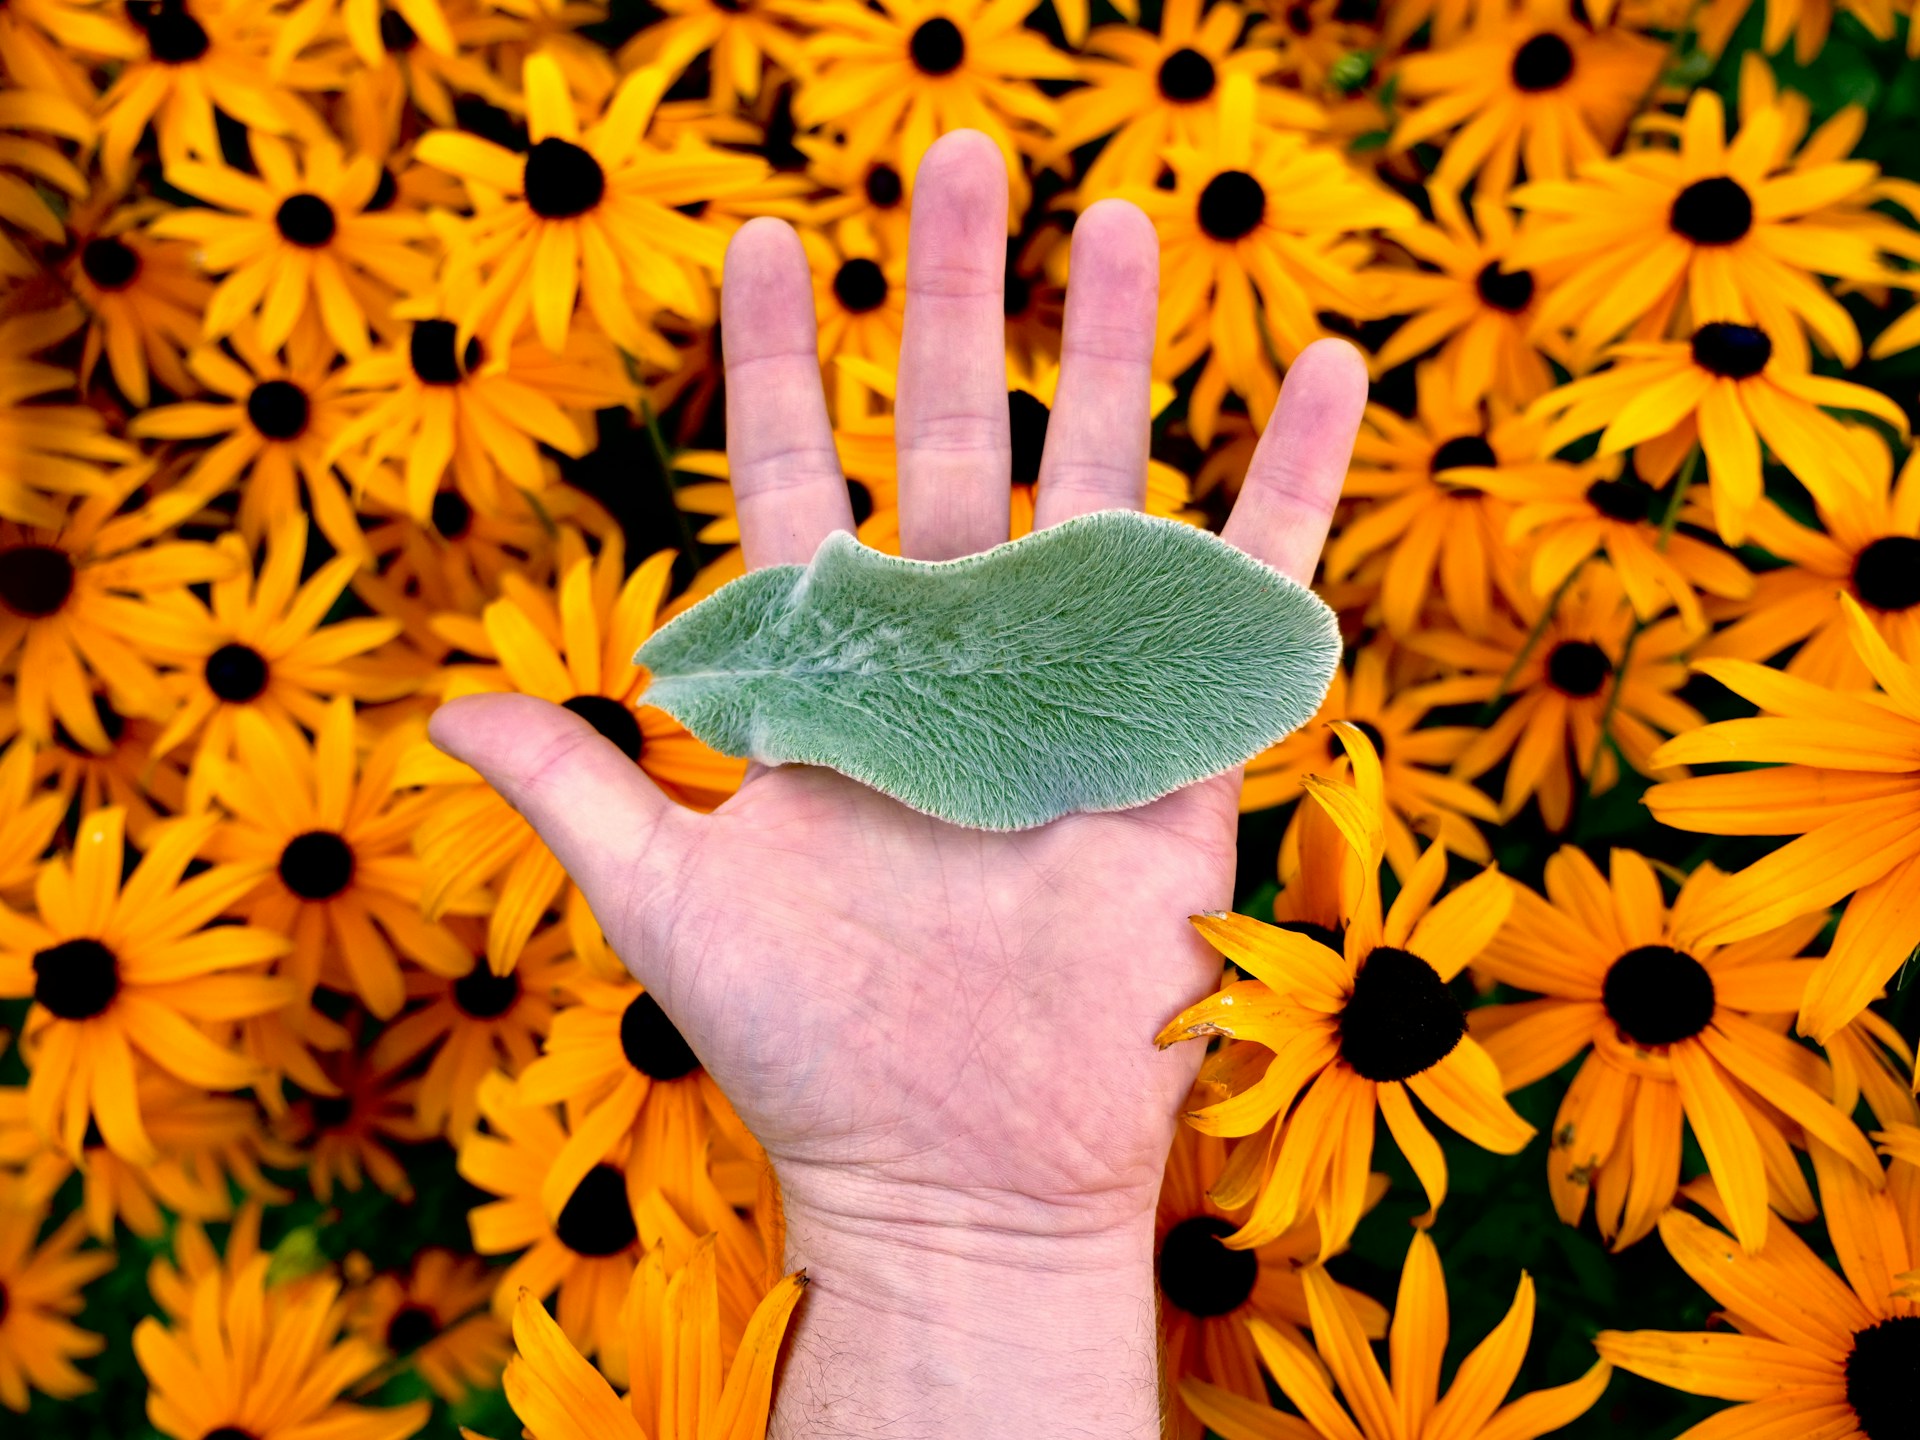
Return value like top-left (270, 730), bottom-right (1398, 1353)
top-left (1285, 337), bottom-right (1370, 410)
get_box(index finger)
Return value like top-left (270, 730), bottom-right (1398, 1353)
top-left (721, 217), bottom-right (855, 570)
top-left (1219, 339), bottom-right (1368, 585)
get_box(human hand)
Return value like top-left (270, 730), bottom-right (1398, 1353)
top-left (429, 130), bottom-right (1366, 1437)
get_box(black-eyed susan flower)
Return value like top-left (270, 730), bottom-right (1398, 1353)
top-left (151, 134), bottom-right (432, 358)
top-left (144, 514), bottom-right (414, 811)
top-left (1697, 432), bottom-right (1920, 684)
top-left (460, 1069), bottom-right (644, 1381)
top-left (786, 0), bottom-right (1076, 220)
top-left (515, 967), bottom-right (759, 1227)
top-left (1158, 730), bottom-right (1531, 1253)
top-left (0, 1205), bottom-right (112, 1412)
top-left (1373, 198), bottom-right (1568, 407)
top-left (0, 806), bottom-right (291, 1163)
top-left (326, 289), bottom-right (637, 523)
top-left (1120, 72), bottom-right (1415, 441)
top-left (1046, 0), bottom-right (1321, 197)
top-left (498, 1234), bottom-right (806, 1440)
top-left (1328, 365), bottom-right (1545, 638)
top-left (370, 917), bottom-right (572, 1141)
top-left (617, 0), bottom-right (807, 110)
top-left (1472, 845), bottom-right (1882, 1253)
top-left (349, 490), bottom-right (618, 661)
top-left (128, 328), bottom-right (376, 562)
top-left (1391, 0), bottom-right (1667, 199)
top-left (1511, 83), bottom-right (1908, 371)
top-left (1156, 1124), bottom-right (1387, 1440)
top-left (402, 544), bottom-right (744, 970)
top-left (419, 52), bottom-right (771, 356)
top-left (96, 0), bottom-right (333, 190)
top-left (316, 1), bottom-right (515, 156)
top-left (134, 1251), bottom-right (431, 1440)
top-left (202, 700), bottom-right (477, 1018)
top-left (1647, 598), bottom-right (1920, 1045)
top-left (63, 201), bottom-right (212, 407)
top-left (1596, 1151), bottom-right (1917, 1440)
top-left (795, 132), bottom-right (914, 260)
top-left (1470, 454), bottom-right (1753, 633)
top-left (1530, 320), bottom-right (1908, 546)
top-left (1241, 650), bottom-right (1500, 877)
top-left (23, 688), bottom-right (187, 842)
top-left (0, 305), bottom-right (133, 528)
top-left (1183, 1229), bottom-right (1612, 1440)
top-left (1414, 567), bottom-right (1701, 830)
top-left (349, 1249), bottom-right (511, 1404)
top-left (1247, 0), bottom-right (1380, 97)
top-left (0, 82), bottom-right (90, 282)
top-left (800, 220), bottom-right (908, 394)
top-left (0, 1075), bottom-right (297, 1241)
top-left (285, 1037), bottom-right (429, 1203)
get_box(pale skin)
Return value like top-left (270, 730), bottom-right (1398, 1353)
top-left (430, 130), bottom-right (1367, 1438)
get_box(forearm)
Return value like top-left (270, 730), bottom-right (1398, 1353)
top-left (771, 1177), bottom-right (1167, 1440)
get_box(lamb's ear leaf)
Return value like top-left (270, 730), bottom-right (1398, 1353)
top-left (635, 510), bottom-right (1342, 831)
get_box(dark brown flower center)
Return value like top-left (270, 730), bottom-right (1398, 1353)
top-left (385, 1303), bottom-right (437, 1353)
top-left (1691, 322), bottom-right (1771, 379)
top-left (1603, 944), bottom-right (1715, 1047)
top-left (275, 194), bottom-right (337, 248)
top-left (833, 257), bottom-right (887, 314)
top-left (201, 1429), bottom-right (260, 1440)
top-left (1848, 1315), bottom-right (1920, 1440)
top-left (620, 992), bottom-right (700, 1079)
top-left (0, 544), bottom-right (76, 618)
top-left (864, 163), bottom-right (903, 208)
top-left (1474, 260), bottom-right (1534, 314)
top-left (132, 0), bottom-right (210, 64)
top-left (279, 830), bottom-right (355, 901)
top-left (453, 960), bottom-right (521, 1019)
top-left (1431, 434), bottom-right (1497, 477)
top-left (409, 320), bottom-right (483, 385)
top-left (1158, 1215), bottom-right (1258, 1316)
top-left (524, 138), bottom-right (606, 219)
top-left (33, 938), bottom-right (121, 1021)
top-left (1157, 47), bottom-right (1217, 102)
top-left (431, 490), bottom-right (474, 539)
top-left (1510, 32), bottom-right (1574, 91)
top-left (1585, 476), bottom-right (1656, 522)
top-left (82, 236), bottom-right (142, 290)
top-left (555, 1163), bottom-right (637, 1255)
top-left (1853, 536), bottom-right (1920, 612)
top-left (1545, 639), bottom-right (1611, 697)
top-left (562, 694), bottom-right (644, 762)
top-left (310, 1094), bottom-right (354, 1130)
top-left (205, 642), bottom-right (270, 702)
top-left (247, 379), bottom-right (310, 440)
top-left (1669, 176), bottom-right (1753, 246)
top-left (379, 8), bottom-right (418, 51)
top-left (909, 17), bottom-right (965, 75)
top-left (1197, 170), bottom-right (1265, 241)
top-left (1339, 946), bottom-right (1466, 1082)
top-left (1008, 389), bottom-right (1051, 487)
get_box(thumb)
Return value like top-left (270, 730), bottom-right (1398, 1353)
top-left (427, 693), bottom-right (686, 963)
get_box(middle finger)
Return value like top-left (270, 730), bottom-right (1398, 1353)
top-left (894, 130), bottom-right (1012, 561)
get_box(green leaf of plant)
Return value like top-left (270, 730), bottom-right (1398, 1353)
top-left (635, 509), bottom-right (1342, 831)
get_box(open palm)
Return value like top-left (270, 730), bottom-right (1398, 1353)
top-left (430, 131), bottom-right (1367, 1252)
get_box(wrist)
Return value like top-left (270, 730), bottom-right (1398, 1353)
top-left (771, 1172), bottom-right (1167, 1439)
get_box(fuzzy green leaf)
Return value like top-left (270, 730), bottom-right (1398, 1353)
top-left (635, 510), bottom-right (1341, 831)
